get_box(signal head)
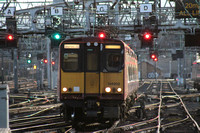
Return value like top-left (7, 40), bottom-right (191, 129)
top-left (33, 65), bottom-right (37, 69)
top-left (98, 32), bottom-right (105, 39)
top-left (52, 61), bottom-right (55, 65)
top-left (7, 34), bottom-right (14, 41)
top-left (150, 51), bottom-right (158, 61)
top-left (143, 32), bottom-right (151, 40)
top-left (27, 59), bottom-right (31, 64)
top-left (44, 59), bottom-right (48, 63)
top-left (151, 54), bottom-right (156, 59)
top-left (52, 33), bottom-right (61, 40)
top-left (154, 57), bottom-right (158, 62)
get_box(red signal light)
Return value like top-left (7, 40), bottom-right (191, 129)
top-left (144, 33), bottom-right (151, 40)
top-left (52, 61), bottom-right (55, 65)
top-left (7, 34), bottom-right (14, 40)
top-left (98, 32), bottom-right (105, 39)
top-left (150, 51), bottom-right (158, 61)
top-left (151, 54), bottom-right (156, 59)
top-left (154, 58), bottom-right (158, 62)
top-left (44, 59), bottom-right (48, 63)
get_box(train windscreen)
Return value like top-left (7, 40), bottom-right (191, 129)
top-left (61, 44), bottom-right (80, 72)
top-left (103, 44), bottom-right (123, 72)
top-left (105, 53), bottom-right (122, 71)
top-left (62, 52), bottom-right (79, 71)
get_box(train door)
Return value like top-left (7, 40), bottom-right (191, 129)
top-left (84, 44), bottom-right (100, 95)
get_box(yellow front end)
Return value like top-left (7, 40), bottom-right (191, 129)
top-left (60, 70), bottom-right (84, 99)
top-left (100, 71), bottom-right (124, 99)
top-left (85, 73), bottom-right (99, 94)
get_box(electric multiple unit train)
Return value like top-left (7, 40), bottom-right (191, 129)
top-left (58, 36), bottom-right (139, 123)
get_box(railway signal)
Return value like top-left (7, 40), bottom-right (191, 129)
top-left (150, 53), bottom-right (156, 59)
top-left (44, 59), bottom-right (48, 63)
top-left (27, 59), bottom-right (31, 64)
top-left (4, 18), bottom-right (18, 48)
top-left (143, 32), bottom-right (151, 40)
top-left (98, 32), bottom-right (106, 39)
top-left (140, 30), bottom-right (154, 48)
top-left (52, 33), bottom-right (61, 40)
top-left (150, 51), bottom-right (158, 62)
top-left (51, 61), bottom-right (55, 65)
top-left (33, 65), bottom-right (37, 70)
top-left (7, 34), bottom-right (14, 40)
top-left (50, 32), bottom-right (64, 47)
top-left (26, 53), bottom-right (32, 64)
top-left (45, 27), bottom-right (65, 48)
top-left (0, 33), bottom-right (17, 48)
top-left (154, 57), bottom-right (158, 62)
top-left (4, 33), bottom-right (18, 48)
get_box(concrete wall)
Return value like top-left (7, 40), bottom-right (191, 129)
top-left (139, 61), bottom-right (162, 79)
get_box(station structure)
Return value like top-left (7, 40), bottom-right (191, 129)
top-left (0, 0), bottom-right (199, 91)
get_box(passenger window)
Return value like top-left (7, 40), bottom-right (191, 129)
top-left (63, 53), bottom-right (78, 71)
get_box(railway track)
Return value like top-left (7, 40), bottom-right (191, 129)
top-left (10, 101), bottom-right (69, 132)
top-left (158, 81), bottom-right (200, 132)
top-left (11, 121), bottom-right (71, 133)
top-left (93, 80), bottom-right (200, 133)
top-left (8, 81), bottom-right (69, 132)
top-left (8, 79), bottom-right (200, 132)
top-left (9, 101), bottom-right (68, 132)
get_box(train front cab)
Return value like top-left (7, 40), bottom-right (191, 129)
top-left (59, 38), bottom-right (132, 121)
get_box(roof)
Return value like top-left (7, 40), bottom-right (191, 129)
top-left (62, 37), bottom-right (122, 43)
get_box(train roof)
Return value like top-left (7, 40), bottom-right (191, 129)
top-left (60, 37), bottom-right (136, 55)
top-left (61, 37), bottom-right (122, 44)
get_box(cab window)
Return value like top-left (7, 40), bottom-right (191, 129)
top-left (105, 53), bottom-right (122, 72)
top-left (62, 52), bottom-right (79, 71)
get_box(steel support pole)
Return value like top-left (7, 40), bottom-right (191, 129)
top-left (183, 47), bottom-right (186, 89)
top-left (14, 49), bottom-right (18, 93)
top-left (155, 61), bottom-right (157, 82)
top-left (46, 37), bottom-right (52, 89)
top-left (41, 63), bottom-right (44, 89)
top-left (50, 51), bottom-right (53, 89)
top-left (85, 1), bottom-right (91, 32)
top-left (1, 50), bottom-right (4, 84)
top-left (36, 61), bottom-right (40, 90)
top-left (115, 0), bottom-right (119, 26)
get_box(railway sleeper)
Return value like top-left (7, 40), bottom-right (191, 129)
top-left (162, 95), bottom-right (179, 103)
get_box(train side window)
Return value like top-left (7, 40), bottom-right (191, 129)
top-left (63, 53), bottom-right (78, 71)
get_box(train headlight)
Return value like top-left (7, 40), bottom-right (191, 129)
top-left (117, 88), bottom-right (122, 92)
top-left (105, 87), bottom-right (111, 93)
top-left (63, 87), bottom-right (67, 92)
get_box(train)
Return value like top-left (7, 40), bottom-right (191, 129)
top-left (192, 59), bottom-right (200, 91)
top-left (58, 36), bottom-right (139, 124)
